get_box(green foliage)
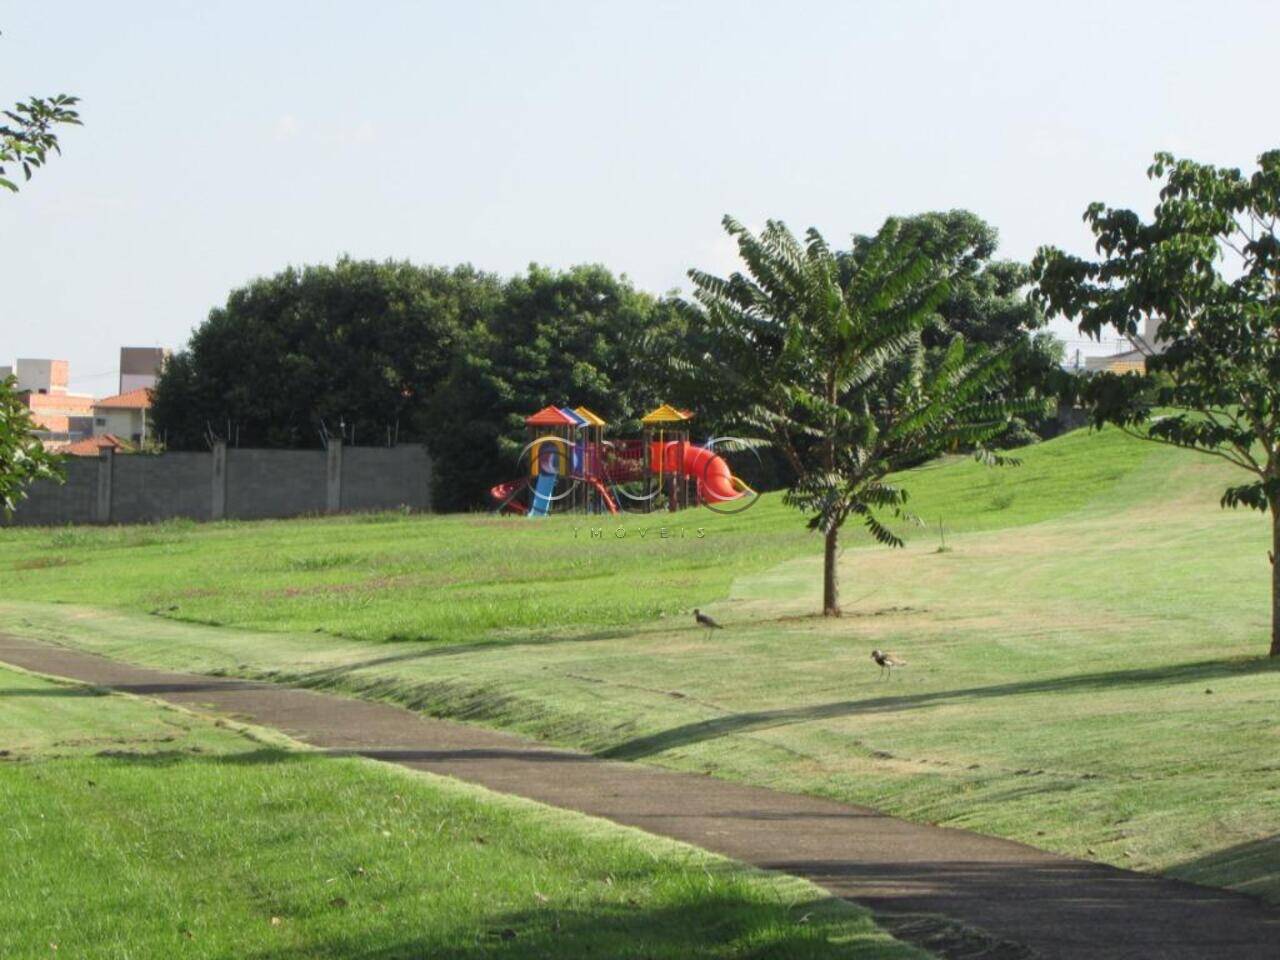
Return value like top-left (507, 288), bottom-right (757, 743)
top-left (428, 264), bottom-right (686, 510)
top-left (151, 259), bottom-right (503, 450)
top-left (154, 260), bottom-right (685, 511)
top-left (0, 375), bottom-right (63, 517)
top-left (845, 211), bottom-right (1061, 446)
top-left (1034, 148), bottom-right (1280, 653)
top-left (683, 216), bottom-right (1039, 612)
top-left (0, 91), bottom-right (80, 193)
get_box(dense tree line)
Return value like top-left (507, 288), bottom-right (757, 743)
top-left (152, 211), bottom-right (1052, 511)
top-left (152, 259), bottom-right (690, 510)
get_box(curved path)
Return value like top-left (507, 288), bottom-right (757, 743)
top-left (2, 632), bottom-right (1277, 960)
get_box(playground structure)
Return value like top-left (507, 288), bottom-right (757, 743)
top-left (489, 403), bottom-right (755, 517)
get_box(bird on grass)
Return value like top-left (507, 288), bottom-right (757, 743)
top-left (694, 608), bottom-right (723, 630)
top-left (871, 649), bottom-right (906, 679)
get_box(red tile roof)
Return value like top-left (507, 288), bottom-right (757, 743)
top-left (62, 434), bottom-right (135, 457)
top-left (94, 388), bottom-right (152, 409)
top-left (524, 405), bottom-right (578, 426)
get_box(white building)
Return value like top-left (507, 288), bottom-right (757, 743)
top-left (93, 388), bottom-right (153, 446)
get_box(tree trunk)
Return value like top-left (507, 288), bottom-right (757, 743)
top-left (1271, 502), bottom-right (1279, 657)
top-left (823, 525), bottom-right (841, 617)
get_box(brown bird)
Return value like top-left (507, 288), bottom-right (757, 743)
top-left (871, 649), bottom-right (906, 679)
top-left (694, 608), bottom-right (723, 630)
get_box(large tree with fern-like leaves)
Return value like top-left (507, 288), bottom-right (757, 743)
top-left (683, 216), bottom-right (1042, 616)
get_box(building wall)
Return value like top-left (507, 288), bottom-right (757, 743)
top-left (94, 408), bottom-right (145, 442)
top-left (14, 358), bottom-right (67, 393)
top-left (119, 347), bottom-right (168, 394)
top-left (24, 390), bottom-right (96, 434)
top-left (3, 443), bottom-right (433, 526)
top-left (119, 373), bottom-right (159, 393)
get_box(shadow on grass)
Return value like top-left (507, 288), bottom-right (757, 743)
top-left (1170, 835), bottom-right (1280, 906)
top-left (599, 657), bottom-right (1280, 760)
top-left (274, 626), bottom-right (647, 688)
top-left (240, 893), bottom-right (923, 960)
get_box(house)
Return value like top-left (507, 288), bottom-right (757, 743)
top-left (62, 433), bottom-right (136, 457)
top-left (93, 388), bottom-right (153, 446)
top-left (1084, 317), bottom-right (1167, 374)
top-left (1, 358), bottom-right (95, 449)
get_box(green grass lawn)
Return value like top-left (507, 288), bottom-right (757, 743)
top-left (2, 426), bottom-right (1279, 904)
top-left (0, 428), bottom-right (1153, 647)
top-left (0, 664), bottom-right (923, 959)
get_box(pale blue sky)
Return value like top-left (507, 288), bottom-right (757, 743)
top-left (3, 1), bottom-right (1277, 392)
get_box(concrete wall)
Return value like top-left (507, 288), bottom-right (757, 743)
top-left (341, 445), bottom-right (432, 512)
top-left (4, 457), bottom-right (99, 525)
top-left (111, 451), bottom-right (212, 524)
top-left (3, 441), bottom-right (433, 526)
top-left (225, 448), bottom-right (328, 520)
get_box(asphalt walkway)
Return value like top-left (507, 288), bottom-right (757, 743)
top-left (2, 633), bottom-right (1276, 959)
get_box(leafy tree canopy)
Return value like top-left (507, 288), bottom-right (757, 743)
top-left (1, 88), bottom-right (80, 193)
top-left (684, 216), bottom-right (1039, 616)
top-left (846, 210), bottom-right (1060, 444)
top-left (1034, 149), bottom-right (1280, 655)
top-left (428, 264), bottom-right (685, 510)
top-left (153, 259), bottom-right (685, 511)
top-left (0, 35), bottom-right (76, 511)
top-left (152, 258), bottom-right (502, 450)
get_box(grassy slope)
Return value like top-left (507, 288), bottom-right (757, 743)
top-left (2, 427), bottom-right (1278, 902)
top-left (0, 429), bottom-right (1151, 646)
top-left (0, 664), bottom-right (923, 960)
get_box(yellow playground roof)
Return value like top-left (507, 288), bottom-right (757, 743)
top-left (574, 405), bottom-right (607, 427)
top-left (641, 403), bottom-right (693, 424)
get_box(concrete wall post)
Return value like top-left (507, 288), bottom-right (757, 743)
top-left (95, 448), bottom-right (113, 523)
top-left (211, 442), bottom-right (227, 520)
top-left (325, 439), bottom-right (343, 513)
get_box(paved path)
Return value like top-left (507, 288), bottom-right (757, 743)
top-left (3, 633), bottom-right (1277, 960)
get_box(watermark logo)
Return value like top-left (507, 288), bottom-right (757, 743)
top-left (572, 525), bottom-right (707, 540)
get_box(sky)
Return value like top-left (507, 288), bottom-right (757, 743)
top-left (2, 0), bottom-right (1278, 393)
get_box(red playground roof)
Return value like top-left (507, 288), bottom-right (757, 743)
top-left (525, 405), bottom-right (579, 426)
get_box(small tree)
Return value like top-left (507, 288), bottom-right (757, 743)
top-left (1034, 149), bottom-right (1280, 657)
top-left (0, 376), bottom-right (62, 518)
top-left (686, 217), bottom-right (1036, 616)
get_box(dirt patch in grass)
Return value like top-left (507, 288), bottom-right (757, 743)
top-left (13, 556), bottom-right (80, 571)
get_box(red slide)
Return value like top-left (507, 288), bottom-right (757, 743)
top-left (489, 478), bottom-right (527, 514)
top-left (587, 477), bottom-right (620, 514)
top-left (649, 441), bottom-right (744, 503)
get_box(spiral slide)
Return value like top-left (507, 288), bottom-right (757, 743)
top-left (650, 441), bottom-right (750, 503)
top-left (489, 478), bottom-right (528, 514)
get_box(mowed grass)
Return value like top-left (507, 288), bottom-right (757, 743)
top-left (0, 427), bottom-right (1152, 645)
top-left (2, 427), bottom-right (1279, 902)
top-left (0, 665), bottom-right (923, 960)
